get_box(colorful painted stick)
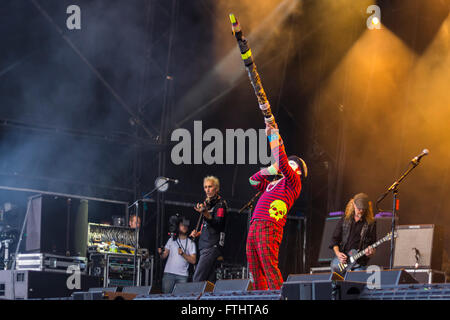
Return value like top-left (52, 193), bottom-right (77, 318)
top-left (229, 13), bottom-right (275, 125)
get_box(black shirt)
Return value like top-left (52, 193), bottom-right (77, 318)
top-left (198, 196), bottom-right (228, 251)
top-left (330, 218), bottom-right (365, 253)
top-left (329, 216), bottom-right (377, 265)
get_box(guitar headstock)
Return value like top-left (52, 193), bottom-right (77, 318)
top-left (385, 231), bottom-right (398, 241)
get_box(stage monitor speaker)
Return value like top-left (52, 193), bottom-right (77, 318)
top-left (172, 281), bottom-right (214, 295)
top-left (122, 286), bottom-right (152, 295)
top-left (344, 269), bottom-right (418, 286)
top-left (281, 280), bottom-right (366, 300)
top-left (393, 224), bottom-right (444, 270)
top-left (286, 272), bottom-right (343, 282)
top-left (404, 269), bottom-right (446, 284)
top-left (72, 291), bottom-right (104, 300)
top-left (318, 217), bottom-right (340, 263)
top-left (213, 279), bottom-right (252, 293)
top-left (25, 195), bottom-right (88, 257)
top-left (88, 287), bottom-right (118, 293)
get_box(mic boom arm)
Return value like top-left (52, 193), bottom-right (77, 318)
top-left (376, 149), bottom-right (429, 210)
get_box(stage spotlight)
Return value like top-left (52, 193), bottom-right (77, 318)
top-left (371, 16), bottom-right (380, 26)
top-left (366, 4), bottom-right (381, 30)
top-left (154, 177), bottom-right (170, 192)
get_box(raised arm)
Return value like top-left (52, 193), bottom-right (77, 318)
top-left (266, 123), bottom-right (300, 188)
top-left (249, 167), bottom-right (273, 192)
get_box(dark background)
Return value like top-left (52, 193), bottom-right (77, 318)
top-left (1, 0), bottom-right (449, 283)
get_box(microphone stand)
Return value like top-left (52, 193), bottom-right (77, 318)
top-left (239, 191), bottom-right (261, 279)
top-left (375, 159), bottom-right (423, 269)
top-left (128, 179), bottom-right (170, 286)
top-left (238, 191), bottom-right (261, 214)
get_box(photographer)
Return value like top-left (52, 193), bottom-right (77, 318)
top-left (158, 216), bottom-right (196, 294)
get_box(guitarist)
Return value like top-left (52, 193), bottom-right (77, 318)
top-left (190, 176), bottom-right (228, 282)
top-left (330, 193), bottom-right (377, 271)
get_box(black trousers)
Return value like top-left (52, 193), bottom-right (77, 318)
top-left (193, 246), bottom-right (221, 282)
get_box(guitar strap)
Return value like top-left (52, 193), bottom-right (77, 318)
top-left (340, 218), bottom-right (351, 250)
top-left (340, 218), bottom-right (370, 251)
top-left (358, 223), bottom-right (369, 250)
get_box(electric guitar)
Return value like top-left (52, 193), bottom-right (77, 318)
top-left (330, 231), bottom-right (397, 275)
top-left (190, 197), bottom-right (210, 240)
top-left (190, 208), bottom-right (204, 240)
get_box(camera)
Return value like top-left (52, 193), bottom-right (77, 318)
top-left (168, 214), bottom-right (190, 239)
top-left (168, 214), bottom-right (180, 234)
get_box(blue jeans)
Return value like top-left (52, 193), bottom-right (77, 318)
top-left (162, 272), bottom-right (188, 294)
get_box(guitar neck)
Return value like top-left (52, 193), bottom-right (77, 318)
top-left (351, 236), bottom-right (390, 261)
top-left (194, 198), bottom-right (208, 232)
top-left (195, 215), bottom-right (203, 231)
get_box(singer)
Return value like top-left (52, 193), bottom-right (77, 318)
top-left (190, 176), bottom-right (228, 282)
top-left (246, 122), bottom-right (307, 290)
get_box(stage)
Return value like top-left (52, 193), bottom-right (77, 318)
top-left (1, 0), bottom-right (449, 307)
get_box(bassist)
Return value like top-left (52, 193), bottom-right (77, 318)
top-left (330, 193), bottom-right (377, 271)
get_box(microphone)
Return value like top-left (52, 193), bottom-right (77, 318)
top-left (162, 177), bottom-right (179, 184)
top-left (412, 247), bottom-right (420, 269)
top-left (411, 149), bottom-right (429, 164)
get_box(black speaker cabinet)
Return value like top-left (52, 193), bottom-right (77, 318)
top-left (25, 195), bottom-right (88, 257)
top-left (279, 217), bottom-right (306, 276)
top-left (368, 217), bottom-right (398, 268)
top-left (344, 269), bottom-right (418, 286)
top-left (393, 224), bottom-right (444, 270)
top-left (404, 269), bottom-right (446, 284)
top-left (281, 280), bottom-right (366, 300)
top-left (318, 217), bottom-right (341, 263)
top-left (0, 270), bottom-right (101, 300)
top-left (172, 281), bottom-right (214, 295)
top-left (286, 272), bottom-right (343, 282)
